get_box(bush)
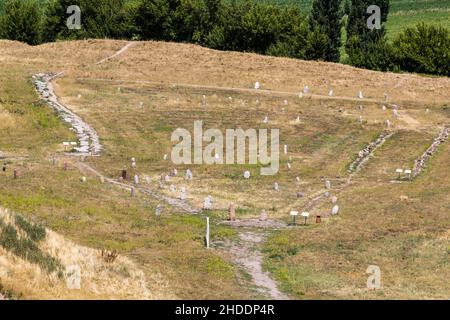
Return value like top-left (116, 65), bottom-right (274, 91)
top-left (14, 215), bottom-right (46, 242)
top-left (393, 23), bottom-right (450, 76)
top-left (0, 0), bottom-right (42, 45)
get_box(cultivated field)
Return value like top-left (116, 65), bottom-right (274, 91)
top-left (0, 39), bottom-right (449, 299)
top-left (262, 0), bottom-right (450, 38)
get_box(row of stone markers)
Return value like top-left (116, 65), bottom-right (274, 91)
top-left (412, 126), bottom-right (450, 178)
top-left (348, 131), bottom-right (393, 173)
top-left (33, 73), bottom-right (102, 156)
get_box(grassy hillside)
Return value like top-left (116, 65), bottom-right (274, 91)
top-left (1, 39), bottom-right (449, 299)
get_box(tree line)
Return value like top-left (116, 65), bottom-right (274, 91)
top-left (0, 0), bottom-right (449, 76)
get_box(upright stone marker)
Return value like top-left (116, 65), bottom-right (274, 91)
top-left (228, 204), bottom-right (236, 221)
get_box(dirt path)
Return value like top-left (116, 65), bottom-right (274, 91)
top-left (95, 42), bottom-right (135, 65)
top-left (217, 230), bottom-right (289, 300)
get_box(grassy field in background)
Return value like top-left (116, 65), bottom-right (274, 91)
top-left (262, 0), bottom-right (450, 39)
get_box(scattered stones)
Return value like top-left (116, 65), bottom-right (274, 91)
top-left (413, 127), bottom-right (450, 178)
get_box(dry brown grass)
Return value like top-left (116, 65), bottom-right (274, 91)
top-left (0, 207), bottom-right (172, 299)
top-left (0, 39), bottom-right (449, 299)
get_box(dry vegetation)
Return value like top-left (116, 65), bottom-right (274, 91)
top-left (0, 39), bottom-right (449, 299)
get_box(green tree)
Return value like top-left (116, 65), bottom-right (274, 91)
top-left (393, 23), bottom-right (450, 76)
top-left (0, 0), bottom-right (42, 45)
top-left (346, 0), bottom-right (391, 70)
top-left (309, 0), bottom-right (342, 62)
top-left (135, 0), bottom-right (180, 41)
top-left (42, 0), bottom-right (134, 42)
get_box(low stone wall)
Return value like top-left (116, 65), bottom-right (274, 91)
top-left (413, 127), bottom-right (450, 178)
top-left (348, 131), bottom-right (392, 173)
top-left (33, 73), bottom-right (102, 156)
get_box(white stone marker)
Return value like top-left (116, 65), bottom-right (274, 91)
top-left (81, 176), bottom-right (86, 183)
top-left (358, 91), bottom-right (364, 99)
top-left (185, 169), bottom-right (193, 180)
top-left (169, 184), bottom-right (176, 193)
top-left (287, 163), bottom-right (291, 170)
top-left (274, 182), bottom-right (279, 191)
top-left (145, 176), bottom-right (151, 184)
top-left (155, 205), bottom-right (163, 217)
top-left (382, 105), bottom-right (387, 111)
top-left (131, 157), bottom-right (136, 168)
top-left (203, 196), bottom-right (213, 210)
top-left (244, 171), bottom-right (251, 179)
top-left (180, 187), bottom-right (187, 200)
top-left (328, 90), bottom-right (334, 97)
top-left (254, 82), bottom-right (260, 90)
top-left (393, 109), bottom-right (399, 119)
top-left (303, 86), bottom-right (309, 94)
top-left (263, 115), bottom-right (268, 124)
top-left (325, 180), bottom-right (331, 189)
top-left (284, 145), bottom-right (288, 155)
top-left (134, 175), bottom-right (139, 184)
top-left (163, 154), bottom-right (168, 160)
top-left (332, 196), bottom-right (338, 204)
top-left (331, 205), bottom-right (340, 215)
top-left (396, 169), bottom-right (403, 179)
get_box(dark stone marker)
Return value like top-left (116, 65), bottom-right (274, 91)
top-left (121, 170), bottom-right (127, 180)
